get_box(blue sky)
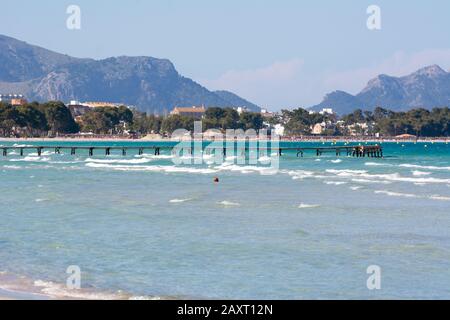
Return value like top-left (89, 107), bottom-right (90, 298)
top-left (1, 0), bottom-right (450, 110)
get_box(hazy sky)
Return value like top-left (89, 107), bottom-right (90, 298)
top-left (2, 0), bottom-right (450, 110)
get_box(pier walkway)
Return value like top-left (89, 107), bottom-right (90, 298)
top-left (0, 144), bottom-right (383, 158)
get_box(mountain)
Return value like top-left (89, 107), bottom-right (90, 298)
top-left (311, 65), bottom-right (450, 115)
top-left (0, 34), bottom-right (260, 114)
top-left (213, 90), bottom-right (260, 111)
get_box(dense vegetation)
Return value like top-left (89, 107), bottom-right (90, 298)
top-left (81, 106), bottom-right (133, 134)
top-left (280, 108), bottom-right (336, 136)
top-left (0, 101), bottom-right (449, 137)
top-left (341, 107), bottom-right (450, 136)
top-left (0, 101), bottom-right (78, 137)
top-left (279, 106), bottom-right (450, 137)
top-left (0, 103), bottom-right (265, 137)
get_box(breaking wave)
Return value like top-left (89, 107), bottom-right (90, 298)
top-left (298, 203), bottom-right (320, 209)
top-left (85, 158), bottom-right (154, 164)
top-left (85, 162), bottom-right (218, 174)
top-left (412, 170), bottom-right (432, 176)
top-left (169, 198), bottom-right (193, 203)
top-left (374, 190), bottom-right (419, 198)
top-left (324, 181), bottom-right (347, 185)
top-left (218, 201), bottom-right (240, 207)
top-left (326, 169), bottom-right (450, 184)
top-left (399, 164), bottom-right (450, 171)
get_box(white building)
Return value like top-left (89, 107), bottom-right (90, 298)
top-left (312, 123), bottom-right (325, 135)
top-left (0, 94), bottom-right (25, 104)
top-left (236, 107), bottom-right (248, 115)
top-left (274, 124), bottom-right (285, 136)
top-left (319, 108), bottom-right (334, 115)
top-left (309, 108), bottom-right (335, 115)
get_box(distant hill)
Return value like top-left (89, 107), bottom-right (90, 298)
top-left (310, 65), bottom-right (450, 115)
top-left (213, 90), bottom-right (260, 111)
top-left (0, 34), bottom-right (260, 114)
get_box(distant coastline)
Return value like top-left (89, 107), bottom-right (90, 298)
top-left (0, 136), bottom-right (448, 143)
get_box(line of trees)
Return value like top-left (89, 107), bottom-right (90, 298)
top-left (1, 101), bottom-right (449, 138)
top-left (281, 108), bottom-right (336, 136)
top-left (0, 102), bottom-right (265, 137)
top-left (131, 107), bottom-right (264, 135)
top-left (80, 106), bottom-right (133, 134)
top-left (341, 107), bottom-right (450, 137)
top-left (279, 106), bottom-right (450, 137)
top-left (0, 101), bottom-right (78, 137)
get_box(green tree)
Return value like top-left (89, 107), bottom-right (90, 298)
top-left (161, 115), bottom-right (194, 135)
top-left (40, 101), bottom-right (79, 135)
top-left (0, 103), bottom-right (23, 136)
top-left (239, 112), bottom-right (264, 131)
top-left (17, 104), bottom-right (48, 136)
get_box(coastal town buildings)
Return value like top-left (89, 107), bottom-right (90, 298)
top-left (312, 123), bottom-right (325, 135)
top-left (345, 122), bottom-right (373, 136)
top-left (67, 100), bottom-right (131, 117)
top-left (261, 108), bottom-right (275, 118)
top-left (311, 121), bottom-right (336, 135)
top-left (170, 106), bottom-right (206, 118)
top-left (0, 94), bottom-right (27, 105)
top-left (309, 108), bottom-right (335, 116)
top-left (67, 101), bottom-right (91, 117)
top-left (273, 124), bottom-right (285, 136)
top-left (235, 106), bottom-right (249, 115)
top-left (83, 101), bottom-right (123, 108)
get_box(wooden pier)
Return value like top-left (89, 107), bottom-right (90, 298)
top-left (0, 144), bottom-right (383, 158)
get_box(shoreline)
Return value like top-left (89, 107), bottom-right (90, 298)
top-left (0, 137), bottom-right (448, 143)
top-left (0, 271), bottom-right (167, 300)
top-left (0, 287), bottom-right (51, 300)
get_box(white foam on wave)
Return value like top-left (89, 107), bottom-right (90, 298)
top-left (298, 203), bottom-right (320, 209)
top-left (28, 151), bottom-right (54, 156)
top-left (324, 181), bottom-right (347, 185)
top-left (138, 154), bottom-right (173, 160)
top-left (10, 156), bottom-right (51, 162)
top-left (35, 199), bottom-right (48, 203)
top-left (258, 156), bottom-right (272, 164)
top-left (326, 169), bottom-right (368, 175)
top-left (412, 170), bottom-right (432, 176)
top-left (349, 186), bottom-right (363, 191)
top-left (169, 198), bottom-right (193, 203)
top-left (399, 164), bottom-right (450, 171)
top-left (374, 190), bottom-right (419, 198)
top-left (351, 178), bottom-right (391, 185)
top-left (428, 195), bottom-right (450, 201)
top-left (330, 159), bottom-right (343, 164)
top-left (215, 163), bottom-right (276, 175)
top-left (12, 144), bottom-right (34, 148)
top-left (327, 169), bottom-right (450, 185)
top-left (49, 160), bottom-right (82, 164)
top-left (218, 201), bottom-right (240, 207)
top-left (365, 162), bottom-right (390, 167)
top-left (33, 280), bottom-right (136, 300)
top-left (285, 170), bottom-right (315, 180)
top-left (85, 162), bottom-right (218, 174)
top-left (3, 165), bottom-right (21, 169)
top-left (85, 158), bottom-right (153, 164)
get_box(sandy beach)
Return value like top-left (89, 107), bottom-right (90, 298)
top-left (0, 137), bottom-right (448, 143)
top-left (0, 288), bottom-right (49, 300)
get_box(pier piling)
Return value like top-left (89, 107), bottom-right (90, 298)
top-left (0, 144), bottom-right (383, 159)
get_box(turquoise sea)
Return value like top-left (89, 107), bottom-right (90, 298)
top-left (0, 140), bottom-right (449, 299)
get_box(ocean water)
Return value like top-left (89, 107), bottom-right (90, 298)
top-left (0, 140), bottom-right (449, 299)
